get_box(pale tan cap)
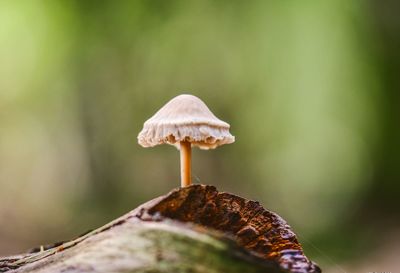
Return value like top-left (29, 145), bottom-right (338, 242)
top-left (138, 94), bottom-right (235, 150)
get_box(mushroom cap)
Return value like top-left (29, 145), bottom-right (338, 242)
top-left (138, 94), bottom-right (235, 150)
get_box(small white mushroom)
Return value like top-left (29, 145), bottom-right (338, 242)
top-left (138, 94), bottom-right (235, 187)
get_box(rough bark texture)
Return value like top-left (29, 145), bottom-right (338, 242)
top-left (0, 184), bottom-right (321, 273)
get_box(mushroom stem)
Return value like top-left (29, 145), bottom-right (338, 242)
top-left (180, 140), bottom-right (192, 187)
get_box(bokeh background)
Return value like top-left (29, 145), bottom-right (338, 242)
top-left (0, 0), bottom-right (399, 272)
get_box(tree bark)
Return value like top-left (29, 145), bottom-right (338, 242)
top-left (0, 185), bottom-right (321, 273)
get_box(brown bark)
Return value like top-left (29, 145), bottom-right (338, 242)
top-left (0, 184), bottom-right (321, 273)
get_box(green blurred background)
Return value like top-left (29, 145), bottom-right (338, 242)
top-left (0, 0), bottom-right (399, 271)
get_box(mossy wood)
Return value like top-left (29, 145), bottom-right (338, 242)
top-left (0, 185), bottom-right (321, 273)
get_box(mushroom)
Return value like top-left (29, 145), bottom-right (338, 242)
top-left (138, 94), bottom-right (235, 187)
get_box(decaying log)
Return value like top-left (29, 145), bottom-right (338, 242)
top-left (0, 185), bottom-right (321, 273)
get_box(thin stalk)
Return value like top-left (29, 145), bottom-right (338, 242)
top-left (180, 141), bottom-right (191, 187)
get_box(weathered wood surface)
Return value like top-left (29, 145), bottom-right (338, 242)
top-left (0, 185), bottom-right (321, 273)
